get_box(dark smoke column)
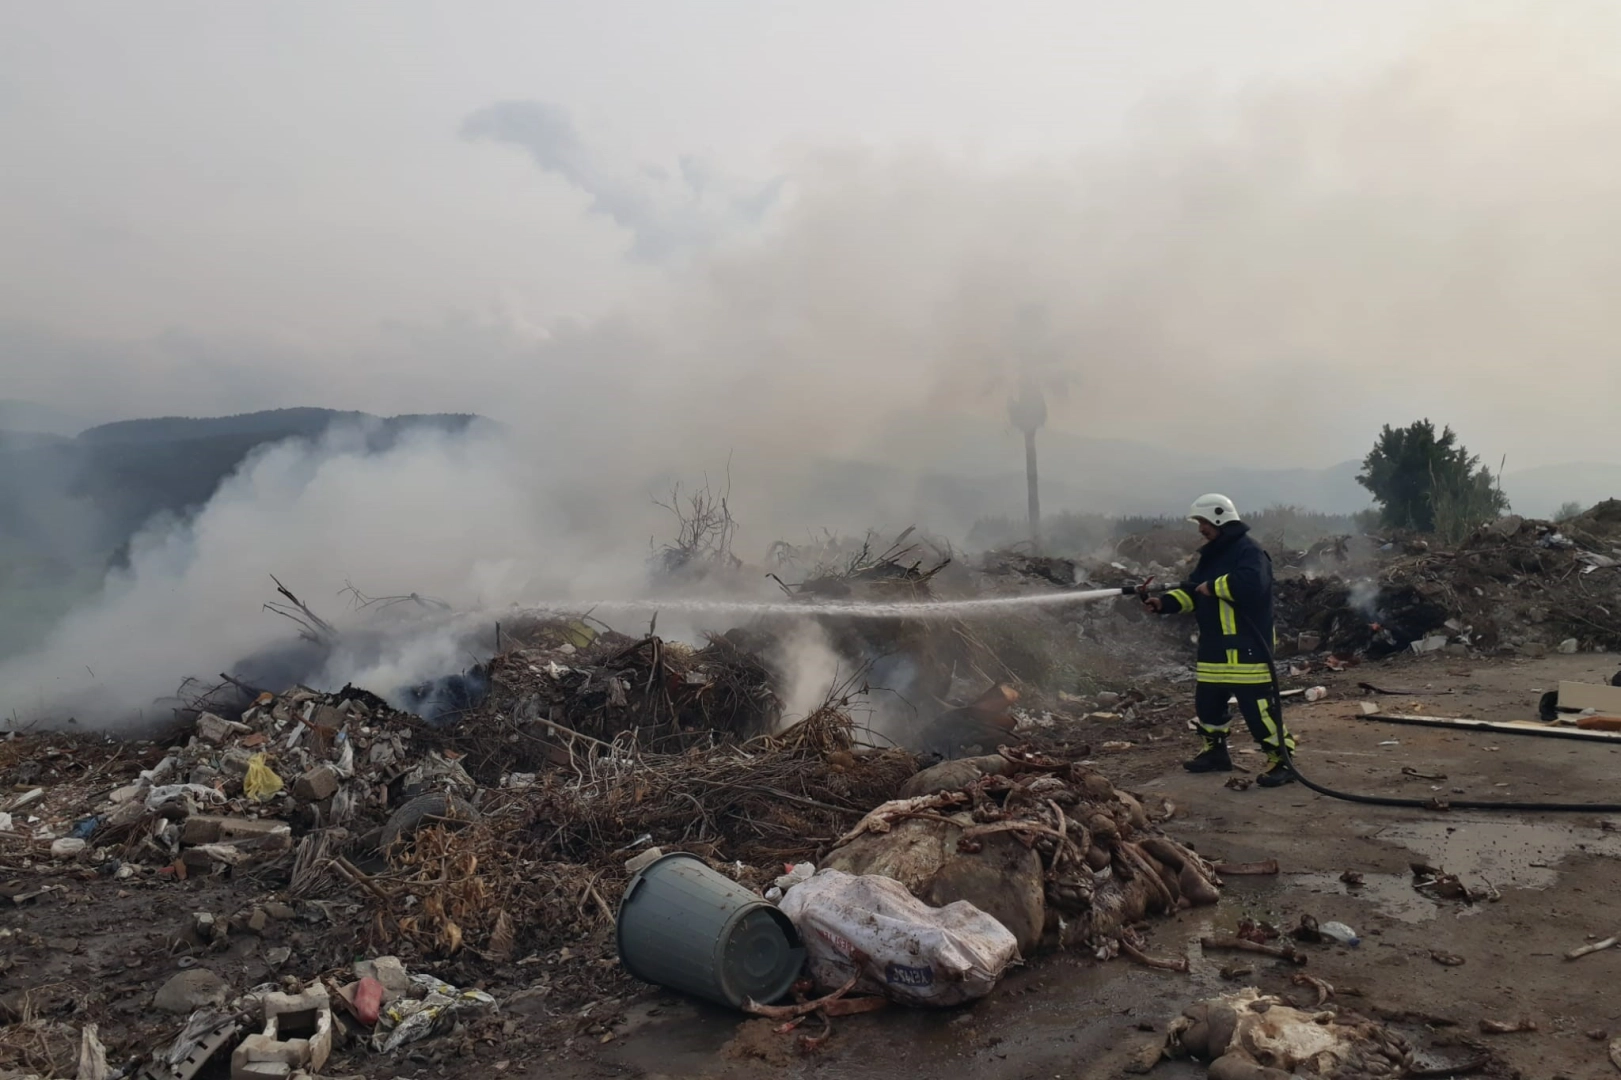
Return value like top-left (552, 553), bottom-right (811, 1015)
top-left (1008, 374), bottom-right (1046, 551)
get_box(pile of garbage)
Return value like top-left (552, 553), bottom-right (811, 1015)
top-left (425, 617), bottom-right (786, 782)
top-left (0, 676), bottom-right (470, 881)
top-left (1161, 987), bottom-right (1420, 1079)
top-left (1275, 504), bottom-right (1621, 661)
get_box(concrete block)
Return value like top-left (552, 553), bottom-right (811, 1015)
top-left (232, 1062), bottom-right (293, 1080)
top-left (183, 816), bottom-right (291, 847)
top-left (624, 847), bottom-right (665, 875)
top-left (1559, 680), bottom-right (1621, 713)
top-left (261, 983), bottom-right (333, 1072)
top-left (196, 712), bottom-right (235, 745)
top-left (233, 1033), bottom-right (309, 1067)
top-left (293, 765), bottom-right (340, 803)
top-left (309, 704), bottom-right (346, 731)
top-left (353, 955), bottom-right (410, 998)
top-left (221, 748), bottom-right (256, 777)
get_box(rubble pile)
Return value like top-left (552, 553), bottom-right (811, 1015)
top-left (518, 707), bottom-right (918, 874)
top-left (423, 618), bottom-right (785, 784)
top-left (977, 549), bottom-right (1078, 588)
top-left (1277, 505), bottom-right (1621, 658)
top-left (0, 678), bottom-right (462, 884)
top-left (1163, 987), bottom-right (1424, 1079)
top-left (821, 748), bottom-right (1214, 956)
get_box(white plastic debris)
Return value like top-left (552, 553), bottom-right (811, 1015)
top-left (773, 863), bottom-right (815, 890)
top-left (778, 869), bottom-right (1019, 1007)
top-left (51, 837), bottom-right (87, 859)
top-left (332, 737), bottom-right (356, 778)
top-left (1319, 921), bottom-right (1361, 946)
top-left (139, 757), bottom-right (178, 784)
top-left (1304, 686), bottom-right (1328, 702)
top-left (145, 784), bottom-right (227, 811)
top-left (9, 788), bottom-right (44, 812)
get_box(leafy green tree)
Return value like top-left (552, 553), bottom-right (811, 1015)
top-left (1357, 420), bottom-right (1509, 537)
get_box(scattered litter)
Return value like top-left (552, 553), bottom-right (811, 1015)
top-left (1566, 933), bottom-right (1619, 961)
top-left (1198, 935), bottom-right (1306, 966)
top-left (50, 837), bottom-right (87, 859)
top-left (1479, 1017), bottom-right (1538, 1034)
top-left (373, 975), bottom-right (497, 1052)
top-left (1165, 988), bottom-right (1410, 1076)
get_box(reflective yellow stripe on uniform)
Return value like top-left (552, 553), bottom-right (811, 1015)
top-left (1256, 697), bottom-right (1297, 753)
top-left (1196, 661), bottom-right (1273, 684)
top-left (1166, 589), bottom-right (1194, 613)
top-left (1218, 598), bottom-right (1237, 636)
top-left (1213, 574), bottom-right (1235, 602)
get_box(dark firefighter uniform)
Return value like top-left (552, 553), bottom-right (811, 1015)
top-left (1156, 520), bottom-right (1296, 773)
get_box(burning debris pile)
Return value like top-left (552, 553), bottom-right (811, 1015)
top-left (422, 617), bottom-right (786, 781)
top-left (0, 608), bottom-right (1216, 1077)
top-left (1276, 504), bottom-right (1621, 660)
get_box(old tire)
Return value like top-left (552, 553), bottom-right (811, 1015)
top-left (379, 793), bottom-right (478, 854)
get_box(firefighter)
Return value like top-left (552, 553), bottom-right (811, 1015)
top-left (1142, 494), bottom-right (1297, 787)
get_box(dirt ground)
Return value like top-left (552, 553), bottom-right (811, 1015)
top-left (5, 650), bottom-right (1620, 1080)
top-left (571, 650), bottom-right (1621, 1080)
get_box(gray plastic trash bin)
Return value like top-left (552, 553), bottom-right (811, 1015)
top-left (616, 852), bottom-right (804, 1009)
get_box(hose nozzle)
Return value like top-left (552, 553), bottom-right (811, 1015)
top-left (1120, 578), bottom-right (1185, 599)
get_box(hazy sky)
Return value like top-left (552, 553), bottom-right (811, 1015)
top-left (4, 1), bottom-right (1620, 470)
top-left (13, 0), bottom-right (1621, 725)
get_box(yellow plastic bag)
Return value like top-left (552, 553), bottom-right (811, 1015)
top-left (243, 753), bottom-right (284, 801)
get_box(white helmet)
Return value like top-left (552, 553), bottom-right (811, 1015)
top-left (1189, 493), bottom-right (1240, 525)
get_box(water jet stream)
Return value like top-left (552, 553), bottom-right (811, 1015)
top-left (512, 588), bottom-right (1127, 622)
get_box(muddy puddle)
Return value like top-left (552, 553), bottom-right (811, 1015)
top-left (1286, 871), bottom-right (1437, 922)
top-left (600, 942), bottom-right (1213, 1080)
top-left (1280, 818), bottom-right (1621, 925)
top-left (1370, 818), bottom-right (1621, 887)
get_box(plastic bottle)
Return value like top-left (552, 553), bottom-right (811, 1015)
top-left (1319, 921), bottom-right (1360, 947)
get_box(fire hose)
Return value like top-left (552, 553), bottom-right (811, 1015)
top-left (1121, 580), bottom-right (1621, 813)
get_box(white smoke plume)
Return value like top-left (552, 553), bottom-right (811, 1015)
top-left (9, 10), bottom-right (1621, 725)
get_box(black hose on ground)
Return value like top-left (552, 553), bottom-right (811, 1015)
top-left (1240, 608), bottom-right (1621, 814)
